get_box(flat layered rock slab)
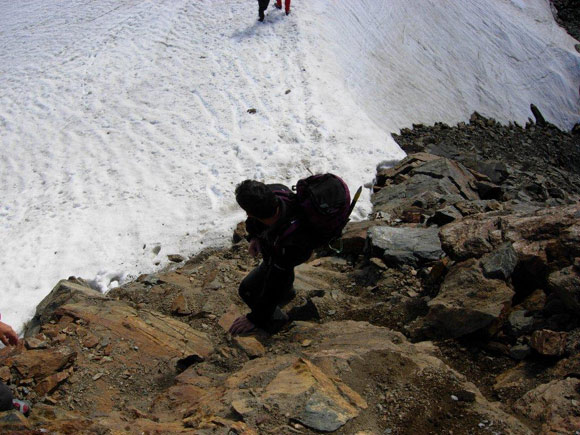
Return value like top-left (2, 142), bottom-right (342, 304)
top-left (56, 301), bottom-right (213, 362)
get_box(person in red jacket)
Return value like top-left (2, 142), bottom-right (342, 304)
top-left (257, 0), bottom-right (291, 22)
top-left (274, 0), bottom-right (291, 15)
top-left (0, 316), bottom-right (30, 415)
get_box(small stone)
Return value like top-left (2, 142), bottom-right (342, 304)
top-left (25, 337), bottom-right (48, 350)
top-left (92, 373), bottom-right (103, 381)
top-left (234, 336), bottom-right (266, 358)
top-left (247, 108), bottom-right (257, 114)
top-left (255, 415), bottom-right (268, 425)
top-left (0, 367), bottom-right (11, 383)
top-left (509, 344), bottom-right (531, 360)
top-left (168, 254), bottom-right (185, 263)
top-left (171, 293), bottom-right (191, 315)
top-left (83, 334), bottom-right (100, 349)
top-left (44, 396), bottom-right (58, 405)
top-left (301, 339), bottom-right (312, 347)
top-left (370, 257), bottom-right (388, 270)
top-left (451, 395), bottom-right (458, 401)
top-left (285, 89), bottom-right (291, 94)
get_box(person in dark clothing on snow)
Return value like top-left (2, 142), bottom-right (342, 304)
top-left (229, 180), bottom-right (313, 335)
top-left (257, 0), bottom-right (291, 22)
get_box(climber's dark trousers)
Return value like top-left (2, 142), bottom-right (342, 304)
top-left (258, 0), bottom-right (271, 18)
top-left (0, 381), bottom-right (13, 411)
top-left (238, 261), bottom-right (295, 328)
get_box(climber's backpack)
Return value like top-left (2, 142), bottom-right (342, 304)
top-left (275, 174), bottom-right (355, 247)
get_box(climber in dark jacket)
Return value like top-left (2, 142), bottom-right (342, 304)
top-left (230, 180), bottom-right (314, 335)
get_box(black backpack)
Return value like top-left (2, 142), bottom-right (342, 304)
top-left (275, 174), bottom-right (361, 247)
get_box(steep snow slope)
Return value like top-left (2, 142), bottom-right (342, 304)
top-left (301, 0), bottom-right (580, 130)
top-left (0, 0), bottom-right (578, 331)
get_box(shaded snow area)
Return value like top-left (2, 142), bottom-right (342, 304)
top-left (0, 0), bottom-right (578, 331)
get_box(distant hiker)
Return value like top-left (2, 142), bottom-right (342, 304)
top-left (274, 0), bottom-right (291, 15)
top-left (230, 175), bottom-right (359, 335)
top-left (0, 316), bottom-right (30, 416)
top-left (257, 0), bottom-right (291, 22)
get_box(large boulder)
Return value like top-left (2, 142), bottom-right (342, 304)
top-left (439, 204), bottom-right (580, 271)
top-left (413, 259), bottom-right (514, 338)
top-left (367, 226), bottom-right (444, 267)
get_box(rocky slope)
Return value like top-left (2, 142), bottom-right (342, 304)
top-left (1, 107), bottom-right (579, 434)
top-left (552, 0), bottom-right (580, 42)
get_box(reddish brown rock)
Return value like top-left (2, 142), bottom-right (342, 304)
top-left (530, 330), bottom-right (568, 356)
top-left (26, 279), bottom-right (106, 337)
top-left (219, 305), bottom-right (242, 332)
top-left (234, 336), bottom-right (266, 359)
top-left (7, 347), bottom-right (76, 379)
top-left (513, 377), bottom-right (580, 434)
top-left (82, 333), bottom-right (99, 349)
top-left (171, 293), bottom-right (191, 315)
top-left (233, 221), bottom-right (248, 244)
top-left (56, 300), bottom-right (213, 362)
top-left (341, 221), bottom-right (383, 255)
top-left (0, 367), bottom-right (10, 383)
top-left (36, 370), bottom-right (70, 396)
top-left (416, 259), bottom-right (514, 338)
top-left (439, 204), bottom-right (580, 265)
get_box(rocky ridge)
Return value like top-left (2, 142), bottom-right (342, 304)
top-left (1, 108), bottom-right (579, 434)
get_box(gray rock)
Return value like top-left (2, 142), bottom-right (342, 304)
top-left (167, 254), bottom-right (185, 263)
top-left (427, 206), bottom-right (462, 227)
top-left (481, 242), bottom-right (518, 280)
top-left (297, 391), bottom-right (351, 432)
top-left (372, 154), bottom-right (480, 221)
top-left (368, 226), bottom-right (444, 267)
top-left (508, 309), bottom-right (534, 335)
top-left (469, 160), bottom-right (510, 184)
top-left (510, 344), bottom-right (531, 361)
